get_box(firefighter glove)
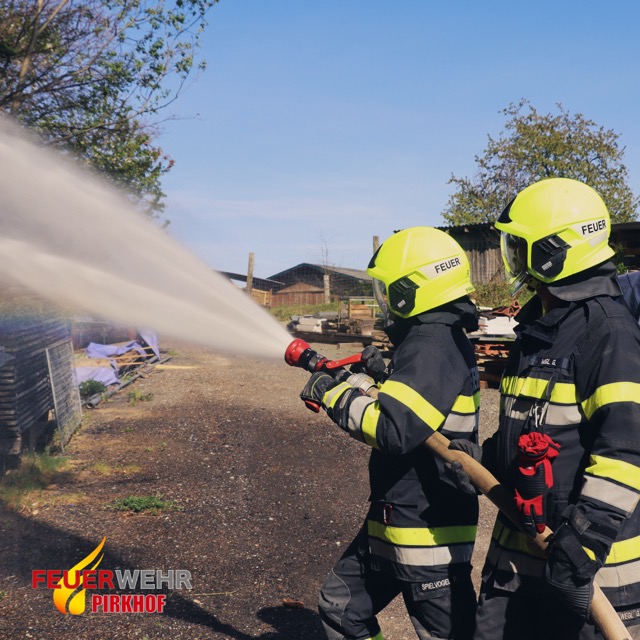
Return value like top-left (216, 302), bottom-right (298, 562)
top-left (300, 372), bottom-right (365, 431)
top-left (445, 440), bottom-right (483, 495)
top-left (514, 431), bottom-right (560, 538)
top-left (545, 520), bottom-right (595, 620)
top-left (348, 346), bottom-right (386, 382)
top-left (300, 372), bottom-right (339, 413)
top-left (360, 345), bottom-right (387, 382)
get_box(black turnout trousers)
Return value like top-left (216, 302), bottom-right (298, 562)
top-left (318, 527), bottom-right (477, 640)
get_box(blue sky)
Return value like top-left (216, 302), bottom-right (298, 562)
top-left (157, 1), bottom-right (640, 280)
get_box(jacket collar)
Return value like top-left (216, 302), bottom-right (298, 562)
top-left (515, 261), bottom-right (622, 344)
top-left (384, 297), bottom-right (479, 346)
top-left (545, 260), bottom-right (621, 301)
top-left (514, 296), bottom-right (574, 344)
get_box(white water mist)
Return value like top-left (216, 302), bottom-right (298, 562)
top-left (0, 117), bottom-right (292, 360)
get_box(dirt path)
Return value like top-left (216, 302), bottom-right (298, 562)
top-left (0, 341), bottom-right (498, 639)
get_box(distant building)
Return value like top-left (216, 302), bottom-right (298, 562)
top-left (267, 264), bottom-right (372, 307)
top-left (438, 223), bottom-right (503, 285)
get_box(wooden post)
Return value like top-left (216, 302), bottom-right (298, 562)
top-left (373, 235), bottom-right (380, 253)
top-left (323, 274), bottom-right (331, 304)
top-left (246, 253), bottom-right (254, 295)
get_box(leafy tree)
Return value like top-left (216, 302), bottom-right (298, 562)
top-left (442, 100), bottom-right (639, 225)
top-left (0, 0), bottom-right (217, 216)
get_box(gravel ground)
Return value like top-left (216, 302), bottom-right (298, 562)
top-left (0, 340), bottom-right (500, 640)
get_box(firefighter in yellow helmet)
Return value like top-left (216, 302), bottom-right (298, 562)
top-left (300, 227), bottom-right (480, 640)
top-left (452, 178), bottom-right (640, 639)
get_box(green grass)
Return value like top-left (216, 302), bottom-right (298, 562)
top-left (269, 302), bottom-right (340, 322)
top-left (128, 390), bottom-right (154, 406)
top-left (0, 452), bottom-right (69, 509)
top-left (106, 495), bottom-right (179, 514)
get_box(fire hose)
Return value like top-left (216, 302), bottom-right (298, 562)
top-left (285, 338), bottom-right (631, 640)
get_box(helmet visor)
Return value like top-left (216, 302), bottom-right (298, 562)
top-left (501, 232), bottom-right (530, 295)
top-left (372, 278), bottom-right (390, 320)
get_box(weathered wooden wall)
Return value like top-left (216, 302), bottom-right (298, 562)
top-left (271, 282), bottom-right (325, 307)
top-left (0, 290), bottom-right (81, 470)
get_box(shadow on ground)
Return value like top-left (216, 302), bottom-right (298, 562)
top-left (0, 501), bottom-right (325, 639)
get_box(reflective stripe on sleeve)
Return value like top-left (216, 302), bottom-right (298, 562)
top-left (581, 475), bottom-right (640, 516)
top-left (501, 376), bottom-right (578, 404)
top-left (378, 380), bottom-right (445, 432)
top-left (441, 412), bottom-right (477, 435)
top-left (604, 534), bottom-right (640, 565)
top-left (451, 392), bottom-right (481, 414)
top-left (596, 560), bottom-right (640, 589)
top-left (585, 455), bottom-right (640, 492)
top-left (322, 382), bottom-right (351, 409)
top-left (581, 382), bottom-right (640, 420)
top-left (346, 395), bottom-right (377, 444)
top-left (367, 520), bottom-right (477, 547)
top-left (360, 402), bottom-right (381, 448)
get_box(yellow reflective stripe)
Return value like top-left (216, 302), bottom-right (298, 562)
top-left (583, 546), bottom-right (596, 561)
top-left (585, 455), bottom-right (640, 491)
top-left (378, 380), bottom-right (445, 431)
top-left (606, 535), bottom-right (640, 565)
top-left (491, 520), bottom-right (546, 559)
top-left (500, 376), bottom-right (578, 404)
top-left (368, 520), bottom-right (477, 546)
top-left (451, 392), bottom-right (480, 414)
top-left (322, 382), bottom-right (350, 409)
top-left (361, 402), bottom-right (380, 449)
top-left (581, 382), bottom-right (640, 420)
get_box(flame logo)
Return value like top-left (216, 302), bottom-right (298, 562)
top-left (53, 537), bottom-right (106, 615)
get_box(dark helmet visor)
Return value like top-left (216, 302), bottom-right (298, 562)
top-left (500, 232), bottom-right (530, 295)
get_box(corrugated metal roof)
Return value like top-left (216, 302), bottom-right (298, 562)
top-left (268, 263), bottom-right (371, 282)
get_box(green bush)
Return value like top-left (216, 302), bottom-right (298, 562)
top-left (472, 281), bottom-right (532, 309)
top-left (79, 379), bottom-right (107, 399)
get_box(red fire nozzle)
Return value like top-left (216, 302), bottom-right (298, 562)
top-left (284, 338), bottom-right (311, 367)
top-left (284, 338), bottom-right (363, 373)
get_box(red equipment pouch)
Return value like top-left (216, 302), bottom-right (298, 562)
top-left (514, 432), bottom-right (561, 538)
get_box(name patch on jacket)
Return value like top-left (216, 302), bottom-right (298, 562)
top-left (525, 356), bottom-right (571, 373)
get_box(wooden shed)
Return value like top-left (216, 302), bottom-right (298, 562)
top-left (268, 264), bottom-right (372, 307)
top-left (438, 223), bottom-right (503, 285)
top-left (0, 290), bottom-right (81, 471)
top-left (271, 282), bottom-right (325, 307)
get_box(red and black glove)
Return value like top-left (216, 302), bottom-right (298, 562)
top-left (513, 431), bottom-right (561, 537)
top-left (300, 372), bottom-right (365, 432)
top-left (300, 372), bottom-right (339, 413)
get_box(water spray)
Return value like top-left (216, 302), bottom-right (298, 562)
top-left (0, 115), bottom-right (291, 360)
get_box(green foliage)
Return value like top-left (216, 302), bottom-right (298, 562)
top-left (79, 379), bottom-right (108, 399)
top-left (128, 389), bottom-right (154, 406)
top-left (472, 281), bottom-right (532, 309)
top-left (0, 453), bottom-right (68, 507)
top-left (270, 302), bottom-right (340, 323)
top-left (106, 495), bottom-right (178, 513)
top-left (443, 101), bottom-right (639, 225)
top-left (0, 0), bottom-right (218, 217)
